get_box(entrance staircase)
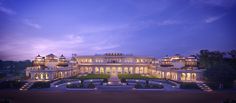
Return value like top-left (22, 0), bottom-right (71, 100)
top-left (19, 82), bottom-right (34, 91)
top-left (99, 75), bottom-right (133, 91)
top-left (108, 75), bottom-right (121, 86)
top-left (196, 82), bottom-right (213, 92)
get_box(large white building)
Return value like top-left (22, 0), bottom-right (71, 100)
top-left (26, 53), bottom-right (204, 82)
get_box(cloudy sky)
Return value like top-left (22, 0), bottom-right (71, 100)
top-left (0, 0), bottom-right (236, 60)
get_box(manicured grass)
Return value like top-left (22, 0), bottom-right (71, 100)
top-left (118, 74), bottom-right (153, 79)
top-left (79, 74), bottom-right (110, 79)
top-left (60, 74), bottom-right (109, 84)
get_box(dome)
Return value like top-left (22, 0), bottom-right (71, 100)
top-left (59, 54), bottom-right (66, 59)
top-left (46, 54), bottom-right (57, 58)
top-left (35, 55), bottom-right (43, 59)
top-left (36, 54), bottom-right (41, 57)
top-left (45, 54), bottom-right (58, 62)
top-left (33, 55), bottom-right (45, 66)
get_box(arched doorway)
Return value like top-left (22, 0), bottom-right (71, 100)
top-left (111, 67), bottom-right (117, 76)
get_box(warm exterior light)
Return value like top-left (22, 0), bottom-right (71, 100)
top-left (26, 53), bottom-right (201, 83)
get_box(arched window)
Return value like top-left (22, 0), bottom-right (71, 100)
top-left (40, 73), bottom-right (44, 80)
top-left (144, 67), bottom-right (148, 74)
top-left (45, 73), bottom-right (49, 80)
top-left (140, 67), bottom-right (144, 74)
top-left (135, 67), bottom-right (139, 74)
top-left (100, 67), bottom-right (104, 74)
top-left (89, 67), bottom-right (92, 73)
top-left (181, 73), bottom-right (186, 81)
top-left (85, 67), bottom-right (89, 73)
top-left (186, 73), bottom-right (191, 81)
top-left (34, 73), bottom-right (39, 80)
top-left (106, 67), bottom-right (110, 74)
top-left (124, 67), bottom-right (128, 74)
top-left (95, 67), bottom-right (99, 74)
top-left (129, 67), bottom-right (133, 74)
top-left (162, 72), bottom-right (165, 78)
top-left (166, 72), bottom-right (171, 79)
top-left (117, 67), bottom-right (122, 74)
top-left (191, 73), bottom-right (197, 81)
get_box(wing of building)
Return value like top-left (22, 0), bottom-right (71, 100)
top-left (26, 53), bottom-right (205, 82)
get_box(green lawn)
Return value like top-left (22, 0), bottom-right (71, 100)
top-left (79, 74), bottom-right (110, 79)
top-left (118, 74), bottom-right (156, 79)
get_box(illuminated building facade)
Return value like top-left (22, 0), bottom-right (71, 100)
top-left (26, 53), bottom-right (204, 82)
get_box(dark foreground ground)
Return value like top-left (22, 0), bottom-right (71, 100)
top-left (0, 90), bottom-right (236, 103)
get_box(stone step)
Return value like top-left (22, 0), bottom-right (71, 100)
top-left (108, 81), bottom-right (121, 86)
top-left (196, 82), bottom-right (213, 92)
top-left (19, 82), bottom-right (34, 91)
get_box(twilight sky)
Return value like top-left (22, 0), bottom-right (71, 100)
top-left (0, 0), bottom-right (236, 60)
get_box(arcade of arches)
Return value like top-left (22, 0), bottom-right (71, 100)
top-left (30, 67), bottom-right (198, 82)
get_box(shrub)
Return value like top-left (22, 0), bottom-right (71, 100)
top-left (103, 78), bottom-right (108, 83)
top-left (0, 73), bottom-right (6, 79)
top-left (66, 83), bottom-right (83, 88)
top-left (179, 82), bottom-right (199, 89)
top-left (66, 83), bottom-right (95, 88)
top-left (148, 84), bottom-right (164, 89)
top-left (135, 83), bottom-right (143, 88)
top-left (0, 80), bottom-right (26, 89)
top-left (206, 82), bottom-right (234, 90)
top-left (87, 82), bottom-right (95, 88)
top-left (120, 78), bottom-right (126, 83)
top-left (163, 80), bottom-right (177, 86)
top-left (204, 62), bottom-right (236, 89)
top-left (135, 82), bottom-right (164, 89)
top-left (31, 82), bottom-right (50, 89)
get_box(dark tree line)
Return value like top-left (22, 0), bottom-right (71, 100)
top-left (0, 60), bottom-right (32, 76)
top-left (197, 50), bottom-right (236, 89)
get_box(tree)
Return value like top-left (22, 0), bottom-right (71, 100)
top-left (204, 63), bottom-right (236, 89)
top-left (197, 50), bottom-right (209, 68)
top-left (197, 50), bottom-right (225, 69)
top-left (228, 50), bottom-right (236, 59)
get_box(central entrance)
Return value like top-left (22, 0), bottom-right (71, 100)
top-left (111, 67), bottom-right (117, 77)
top-left (108, 67), bottom-right (121, 85)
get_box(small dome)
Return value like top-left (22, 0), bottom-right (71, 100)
top-left (45, 54), bottom-right (58, 62)
top-left (46, 54), bottom-right (57, 58)
top-left (59, 54), bottom-right (66, 59)
top-left (35, 54), bottom-right (43, 60)
top-left (33, 54), bottom-right (45, 66)
top-left (36, 54), bottom-right (41, 57)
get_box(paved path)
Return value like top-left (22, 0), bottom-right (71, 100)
top-left (108, 74), bottom-right (121, 85)
top-left (97, 85), bottom-right (133, 91)
top-left (1, 90), bottom-right (236, 103)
